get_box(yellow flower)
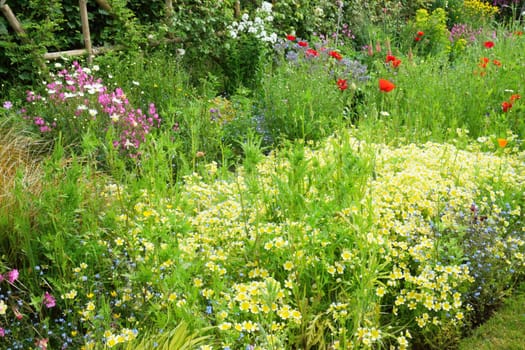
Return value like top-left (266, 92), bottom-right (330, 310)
top-left (194, 278), bottom-right (204, 288)
top-left (218, 322), bottom-right (232, 331)
top-left (283, 261), bottom-right (294, 271)
top-left (239, 301), bottom-right (251, 312)
top-left (341, 250), bottom-right (353, 261)
top-left (64, 290), bottom-right (78, 300)
top-left (106, 336), bottom-right (118, 347)
top-left (242, 320), bottom-right (258, 333)
top-left (369, 328), bottom-right (381, 341)
top-left (86, 301), bottom-right (96, 311)
top-left (278, 305), bottom-right (292, 319)
top-left (0, 300), bottom-right (7, 315)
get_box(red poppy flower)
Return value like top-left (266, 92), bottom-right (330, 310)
top-left (514, 31), bottom-right (523, 36)
top-left (286, 34), bottom-right (296, 41)
top-left (298, 41), bottom-right (308, 47)
top-left (492, 59), bottom-right (501, 66)
top-left (501, 101), bottom-right (513, 112)
top-left (414, 37), bottom-right (421, 42)
top-left (386, 54), bottom-right (396, 63)
top-left (305, 48), bottom-right (319, 57)
top-left (510, 94), bottom-right (521, 102)
top-left (337, 79), bottom-right (348, 91)
top-left (417, 31), bottom-right (424, 37)
top-left (328, 50), bottom-right (343, 60)
top-left (484, 41), bottom-right (494, 48)
top-left (497, 138), bottom-right (508, 148)
top-left (478, 57), bottom-right (490, 69)
top-left (379, 79), bottom-right (395, 92)
top-left (392, 59), bottom-right (402, 68)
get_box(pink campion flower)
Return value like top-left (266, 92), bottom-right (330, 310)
top-left (3, 101), bottom-right (12, 109)
top-left (0, 274), bottom-right (3, 282)
top-left (0, 327), bottom-right (5, 337)
top-left (43, 292), bottom-right (56, 308)
top-left (6, 269), bottom-right (19, 284)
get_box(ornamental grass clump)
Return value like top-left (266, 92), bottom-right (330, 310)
top-left (20, 61), bottom-right (161, 158)
top-left (0, 123), bottom-right (44, 211)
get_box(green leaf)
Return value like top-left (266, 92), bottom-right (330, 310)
top-left (0, 20), bottom-right (8, 36)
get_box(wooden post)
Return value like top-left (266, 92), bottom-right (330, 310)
top-left (166, 0), bottom-right (173, 18)
top-left (0, 1), bottom-right (26, 35)
top-left (79, 0), bottom-right (93, 64)
top-left (234, 1), bottom-right (241, 18)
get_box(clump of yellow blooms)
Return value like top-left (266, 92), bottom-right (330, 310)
top-left (462, 0), bottom-right (499, 23)
top-left (92, 129), bottom-right (525, 349)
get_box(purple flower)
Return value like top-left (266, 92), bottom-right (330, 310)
top-left (3, 101), bottom-right (12, 109)
top-left (6, 269), bottom-right (19, 284)
top-left (0, 327), bottom-right (5, 337)
top-left (43, 292), bottom-right (56, 308)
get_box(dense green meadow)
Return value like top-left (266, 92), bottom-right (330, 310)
top-left (1, 0), bottom-right (525, 349)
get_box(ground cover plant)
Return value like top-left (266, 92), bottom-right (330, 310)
top-left (1, 1), bottom-right (525, 349)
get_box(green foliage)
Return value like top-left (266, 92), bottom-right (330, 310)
top-left (340, 0), bottom-right (434, 47)
top-left (164, 1), bottom-right (234, 58)
top-left (0, 0), bottom-right (63, 84)
top-left (272, 0), bottom-right (340, 38)
top-left (411, 8), bottom-right (451, 56)
top-left (124, 322), bottom-right (212, 350)
top-left (0, 0), bottom-right (148, 89)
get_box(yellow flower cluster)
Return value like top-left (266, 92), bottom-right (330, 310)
top-left (463, 0), bottom-right (499, 21)
top-left (104, 328), bottom-right (138, 348)
top-left (96, 129), bottom-right (525, 348)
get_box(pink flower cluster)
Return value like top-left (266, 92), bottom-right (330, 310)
top-left (97, 87), bottom-right (161, 157)
top-left (22, 61), bottom-right (161, 157)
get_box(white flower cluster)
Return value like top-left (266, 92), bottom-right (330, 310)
top-left (227, 1), bottom-right (278, 44)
